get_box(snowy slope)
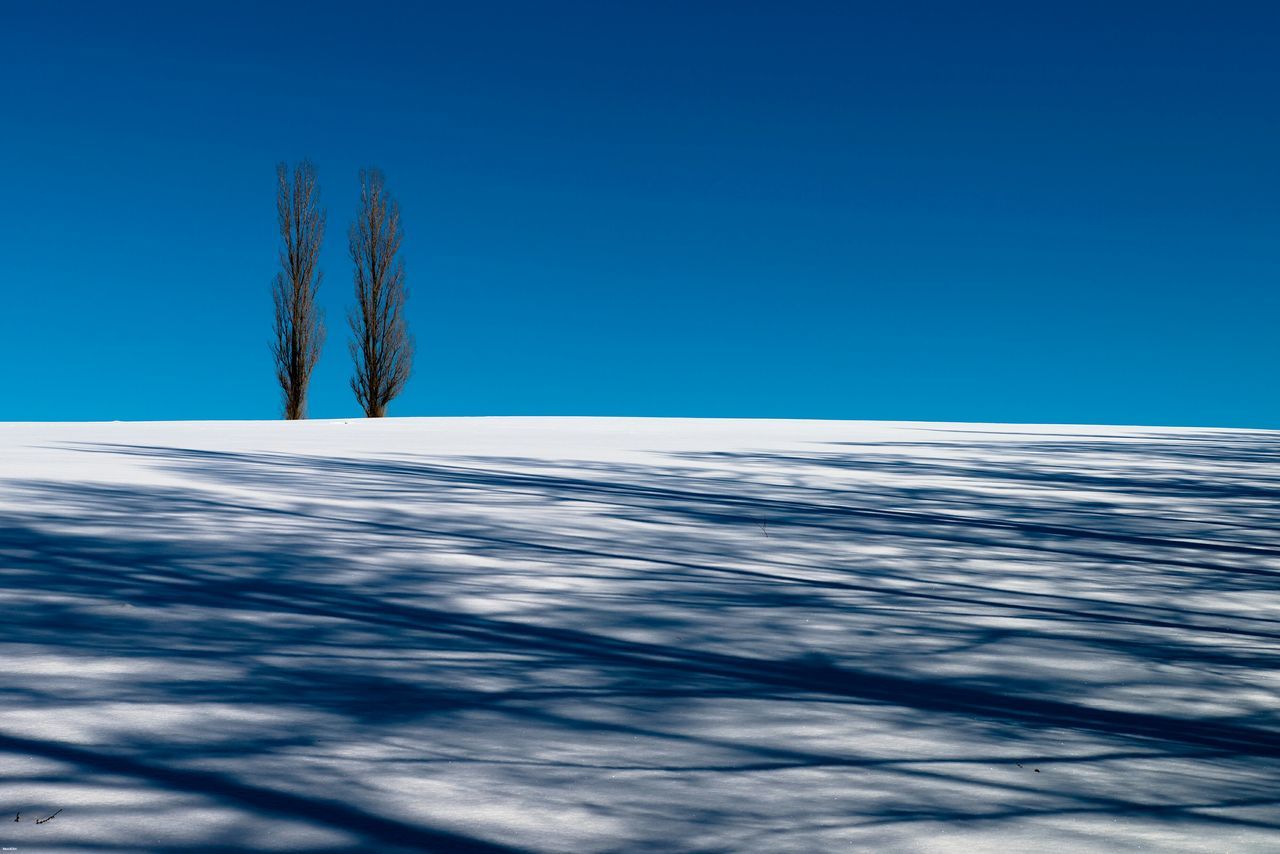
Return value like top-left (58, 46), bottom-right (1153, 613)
top-left (0, 417), bottom-right (1277, 852)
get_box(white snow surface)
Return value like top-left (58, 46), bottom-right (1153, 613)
top-left (0, 416), bottom-right (1277, 851)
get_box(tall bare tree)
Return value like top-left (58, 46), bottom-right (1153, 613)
top-left (348, 168), bottom-right (413, 417)
top-left (271, 160), bottom-right (326, 420)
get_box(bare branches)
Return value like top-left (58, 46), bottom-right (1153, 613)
top-left (348, 168), bottom-right (412, 417)
top-left (269, 162), bottom-right (413, 420)
top-left (271, 160), bottom-right (326, 420)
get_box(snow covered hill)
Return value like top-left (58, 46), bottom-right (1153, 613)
top-left (1, 417), bottom-right (1277, 851)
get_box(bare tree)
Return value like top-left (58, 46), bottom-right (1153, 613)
top-left (348, 168), bottom-right (413, 417)
top-left (271, 160), bottom-right (326, 420)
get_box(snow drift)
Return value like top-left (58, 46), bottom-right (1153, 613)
top-left (0, 417), bottom-right (1277, 851)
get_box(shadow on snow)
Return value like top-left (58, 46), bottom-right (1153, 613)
top-left (2, 428), bottom-right (1279, 849)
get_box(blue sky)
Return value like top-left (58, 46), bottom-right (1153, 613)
top-left (2, 1), bottom-right (1277, 426)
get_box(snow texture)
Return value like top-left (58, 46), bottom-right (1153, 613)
top-left (0, 417), bottom-right (1277, 852)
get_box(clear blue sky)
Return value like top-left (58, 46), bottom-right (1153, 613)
top-left (2, 1), bottom-right (1276, 426)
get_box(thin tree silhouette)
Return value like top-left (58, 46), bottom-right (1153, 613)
top-left (348, 168), bottom-right (412, 417)
top-left (270, 160), bottom-right (326, 420)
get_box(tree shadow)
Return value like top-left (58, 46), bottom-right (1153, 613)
top-left (2, 429), bottom-right (1279, 849)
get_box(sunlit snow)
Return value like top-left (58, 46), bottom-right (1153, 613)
top-left (1, 417), bottom-right (1277, 851)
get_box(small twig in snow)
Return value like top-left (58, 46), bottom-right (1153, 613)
top-left (35, 809), bottom-right (61, 824)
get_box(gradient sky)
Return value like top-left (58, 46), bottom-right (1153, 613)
top-left (2, 1), bottom-right (1277, 426)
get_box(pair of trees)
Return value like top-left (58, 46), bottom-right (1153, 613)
top-left (271, 161), bottom-right (412, 419)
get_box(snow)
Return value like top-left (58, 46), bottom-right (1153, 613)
top-left (0, 416), bottom-right (1277, 851)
